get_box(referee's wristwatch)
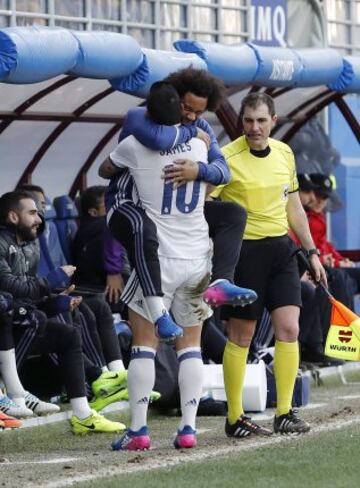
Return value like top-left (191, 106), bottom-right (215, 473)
top-left (306, 248), bottom-right (320, 258)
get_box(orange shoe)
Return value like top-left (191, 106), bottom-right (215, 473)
top-left (0, 411), bottom-right (22, 429)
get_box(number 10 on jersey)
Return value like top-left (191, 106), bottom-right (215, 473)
top-left (161, 180), bottom-right (200, 215)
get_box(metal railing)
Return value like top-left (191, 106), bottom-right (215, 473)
top-left (324, 0), bottom-right (360, 55)
top-left (0, 0), bottom-right (251, 48)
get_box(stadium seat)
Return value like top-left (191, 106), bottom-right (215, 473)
top-left (38, 196), bottom-right (67, 277)
top-left (53, 195), bottom-right (79, 262)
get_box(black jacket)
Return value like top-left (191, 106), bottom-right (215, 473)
top-left (72, 216), bottom-right (107, 289)
top-left (0, 225), bottom-right (51, 300)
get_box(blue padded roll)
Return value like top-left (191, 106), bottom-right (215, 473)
top-left (248, 43), bottom-right (302, 87)
top-left (68, 31), bottom-right (143, 79)
top-left (295, 48), bottom-right (343, 87)
top-left (328, 56), bottom-right (360, 93)
top-left (0, 26), bottom-right (78, 83)
top-left (0, 30), bottom-right (17, 81)
top-left (173, 39), bottom-right (258, 86)
top-left (110, 48), bottom-right (207, 97)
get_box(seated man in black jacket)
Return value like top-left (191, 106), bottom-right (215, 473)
top-left (0, 190), bottom-right (127, 433)
top-left (72, 185), bottom-right (129, 304)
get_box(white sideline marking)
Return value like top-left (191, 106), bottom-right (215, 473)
top-left (194, 428), bottom-right (211, 434)
top-left (1, 457), bottom-right (80, 465)
top-left (30, 415), bottom-right (360, 488)
top-left (339, 395), bottom-right (360, 400)
top-left (303, 402), bottom-right (327, 410)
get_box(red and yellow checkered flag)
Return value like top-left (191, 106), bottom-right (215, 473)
top-left (325, 298), bottom-right (360, 361)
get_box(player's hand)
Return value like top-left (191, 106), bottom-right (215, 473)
top-left (60, 284), bottom-right (82, 311)
top-left (105, 274), bottom-right (124, 303)
top-left (196, 128), bottom-right (211, 149)
top-left (61, 265), bottom-right (76, 277)
top-left (309, 254), bottom-right (328, 287)
top-left (69, 296), bottom-right (82, 312)
top-left (162, 160), bottom-right (199, 187)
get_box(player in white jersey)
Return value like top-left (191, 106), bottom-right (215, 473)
top-left (100, 82), bottom-right (212, 450)
top-left (109, 137), bottom-right (210, 260)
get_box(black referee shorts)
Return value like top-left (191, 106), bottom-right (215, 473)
top-left (223, 235), bottom-right (302, 321)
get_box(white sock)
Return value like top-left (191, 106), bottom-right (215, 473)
top-left (144, 296), bottom-right (167, 323)
top-left (128, 346), bottom-right (156, 431)
top-left (70, 397), bottom-right (93, 420)
top-left (177, 347), bottom-right (203, 431)
top-left (0, 349), bottom-right (26, 400)
top-left (108, 360), bottom-right (125, 371)
top-left (101, 366), bottom-right (109, 373)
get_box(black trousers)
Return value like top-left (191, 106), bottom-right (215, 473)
top-left (27, 320), bottom-right (86, 399)
top-left (201, 315), bottom-right (227, 364)
top-left (1, 306), bottom-right (103, 394)
top-left (109, 203), bottom-right (162, 297)
top-left (84, 294), bottom-right (122, 364)
top-left (343, 267), bottom-right (360, 294)
top-left (298, 281), bottom-right (325, 348)
top-left (205, 200), bottom-right (247, 282)
top-left (109, 199), bottom-right (247, 295)
top-left (0, 312), bottom-right (17, 350)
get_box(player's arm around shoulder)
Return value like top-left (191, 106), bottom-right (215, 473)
top-left (194, 118), bottom-right (230, 185)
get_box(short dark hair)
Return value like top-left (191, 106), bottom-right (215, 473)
top-left (16, 183), bottom-right (45, 195)
top-left (164, 67), bottom-right (225, 112)
top-left (147, 82), bottom-right (182, 125)
top-left (0, 190), bottom-right (35, 224)
top-left (240, 92), bottom-right (276, 118)
top-left (80, 186), bottom-right (106, 215)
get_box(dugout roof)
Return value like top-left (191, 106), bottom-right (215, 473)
top-left (0, 78), bottom-right (359, 199)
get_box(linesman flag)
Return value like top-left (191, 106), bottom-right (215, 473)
top-left (295, 248), bottom-right (360, 362)
top-left (325, 298), bottom-right (360, 361)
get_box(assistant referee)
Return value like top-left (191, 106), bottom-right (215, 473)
top-left (211, 93), bottom-right (327, 437)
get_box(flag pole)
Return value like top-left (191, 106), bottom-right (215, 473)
top-left (294, 248), bottom-right (333, 300)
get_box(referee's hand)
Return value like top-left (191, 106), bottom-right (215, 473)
top-left (309, 254), bottom-right (328, 288)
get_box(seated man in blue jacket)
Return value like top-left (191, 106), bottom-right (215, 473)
top-left (101, 68), bottom-right (256, 341)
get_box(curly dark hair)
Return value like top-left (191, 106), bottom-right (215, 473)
top-left (164, 67), bottom-right (225, 112)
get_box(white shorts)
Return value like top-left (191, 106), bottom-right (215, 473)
top-left (122, 255), bottom-right (213, 327)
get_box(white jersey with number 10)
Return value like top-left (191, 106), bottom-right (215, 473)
top-left (110, 135), bottom-right (210, 260)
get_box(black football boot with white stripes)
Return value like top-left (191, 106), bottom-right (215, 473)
top-left (225, 415), bottom-right (273, 438)
top-left (274, 409), bottom-right (310, 434)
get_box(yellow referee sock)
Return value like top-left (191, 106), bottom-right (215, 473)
top-left (223, 340), bottom-right (249, 425)
top-left (274, 340), bottom-right (299, 417)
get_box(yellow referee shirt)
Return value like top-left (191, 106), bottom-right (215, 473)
top-left (211, 136), bottom-right (298, 240)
